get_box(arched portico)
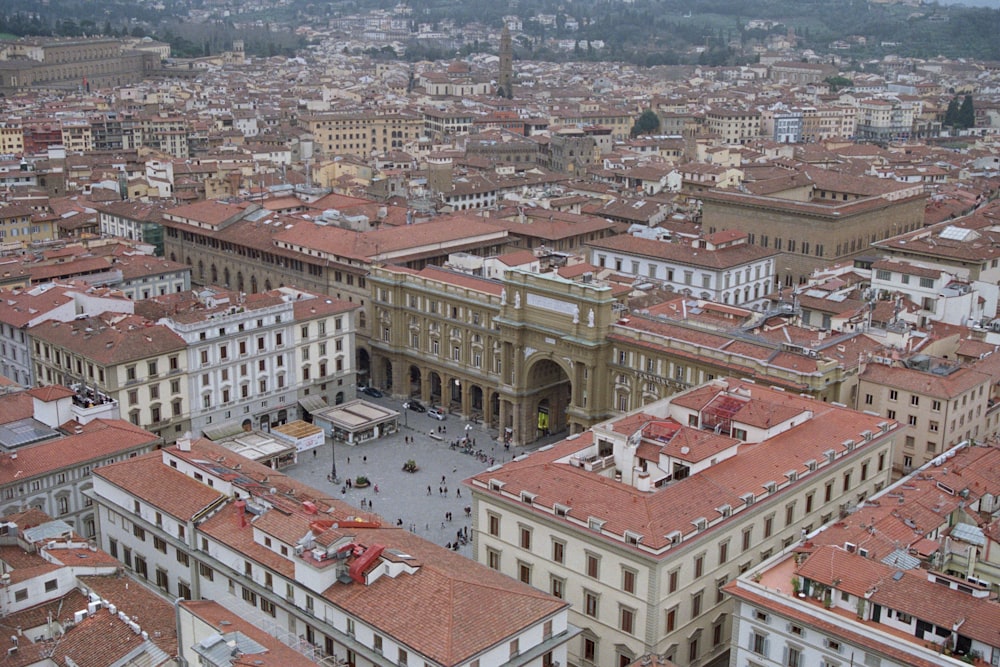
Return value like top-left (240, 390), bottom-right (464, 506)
top-left (501, 354), bottom-right (574, 446)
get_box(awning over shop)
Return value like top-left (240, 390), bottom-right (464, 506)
top-left (202, 422), bottom-right (247, 441)
top-left (298, 395), bottom-right (329, 413)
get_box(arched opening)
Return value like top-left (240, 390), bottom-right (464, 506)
top-left (428, 371), bottom-right (442, 405)
top-left (250, 275), bottom-right (258, 293)
top-left (210, 264), bottom-right (218, 284)
top-left (383, 359), bottom-right (393, 392)
top-left (237, 271), bottom-right (244, 292)
top-left (223, 267), bottom-right (230, 287)
top-left (525, 358), bottom-right (572, 441)
top-left (356, 348), bottom-right (371, 387)
top-left (408, 365), bottom-right (422, 397)
top-left (335, 391), bottom-right (344, 405)
top-left (450, 378), bottom-right (462, 411)
top-left (264, 279), bottom-right (272, 291)
top-left (490, 391), bottom-right (500, 427)
top-left (470, 385), bottom-right (484, 414)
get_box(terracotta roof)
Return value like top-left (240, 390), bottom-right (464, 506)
top-left (468, 382), bottom-right (895, 554)
top-left (94, 453), bottom-right (225, 522)
top-left (588, 234), bottom-right (777, 269)
top-left (0, 419), bottom-right (157, 485)
top-left (179, 600), bottom-right (317, 666)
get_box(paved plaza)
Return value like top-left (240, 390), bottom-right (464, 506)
top-left (282, 395), bottom-right (517, 556)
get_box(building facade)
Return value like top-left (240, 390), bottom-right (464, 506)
top-left (92, 437), bottom-right (577, 667)
top-left (467, 378), bottom-right (897, 667)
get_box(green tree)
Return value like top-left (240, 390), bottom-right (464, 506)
top-left (630, 110), bottom-right (661, 138)
top-left (958, 94), bottom-right (975, 129)
top-left (824, 75), bottom-right (853, 92)
top-left (944, 97), bottom-right (960, 127)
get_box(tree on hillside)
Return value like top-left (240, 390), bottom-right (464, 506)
top-left (824, 75), bottom-right (853, 92)
top-left (630, 110), bottom-right (661, 137)
top-left (958, 94), bottom-right (975, 129)
top-left (944, 96), bottom-right (960, 127)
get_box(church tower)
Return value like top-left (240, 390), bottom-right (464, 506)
top-left (498, 25), bottom-right (513, 99)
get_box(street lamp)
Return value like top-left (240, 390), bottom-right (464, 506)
top-left (330, 435), bottom-right (339, 484)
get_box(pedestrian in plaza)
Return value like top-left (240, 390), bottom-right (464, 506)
top-left (347, 478), bottom-right (352, 489)
top-left (427, 485), bottom-right (432, 495)
top-left (456, 488), bottom-right (461, 498)
top-left (313, 449), bottom-right (317, 458)
top-left (374, 484), bottom-right (380, 494)
top-left (441, 475), bottom-right (446, 484)
top-left (444, 486), bottom-right (448, 495)
top-left (347, 456), bottom-right (350, 464)
top-left (363, 456), bottom-right (367, 464)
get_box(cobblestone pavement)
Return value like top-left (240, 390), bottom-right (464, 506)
top-left (281, 396), bottom-right (518, 557)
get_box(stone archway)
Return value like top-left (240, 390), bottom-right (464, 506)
top-left (524, 357), bottom-right (572, 441)
top-left (383, 359), bottom-right (393, 392)
top-left (409, 365), bottom-right (422, 398)
top-left (357, 348), bottom-right (371, 387)
top-left (470, 385), bottom-right (484, 414)
top-left (428, 371), bottom-right (442, 405)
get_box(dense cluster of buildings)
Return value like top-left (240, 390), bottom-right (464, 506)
top-left (0, 18), bottom-right (999, 667)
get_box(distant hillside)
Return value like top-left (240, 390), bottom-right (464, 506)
top-left (2, 0), bottom-right (1000, 64)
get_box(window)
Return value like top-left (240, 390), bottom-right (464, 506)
top-left (373, 634), bottom-right (383, 655)
top-left (519, 526), bottom-right (532, 550)
top-left (691, 590), bottom-right (703, 616)
top-left (824, 481), bottom-right (833, 502)
top-left (743, 527), bottom-right (753, 552)
top-left (764, 515), bottom-right (774, 538)
top-left (665, 606), bottom-right (677, 632)
top-left (620, 606), bottom-right (635, 634)
top-left (518, 561), bottom-right (531, 584)
top-left (199, 563), bottom-right (214, 581)
top-left (487, 547), bottom-right (500, 570)
top-left (584, 590), bottom-right (599, 617)
top-left (551, 576), bottom-right (565, 599)
top-left (45, 579), bottom-right (57, 592)
top-left (718, 541), bottom-right (729, 564)
top-left (751, 631), bottom-right (768, 656)
top-left (14, 589), bottom-right (27, 602)
top-left (622, 568), bottom-right (637, 594)
top-left (552, 539), bottom-right (565, 564)
top-left (889, 389), bottom-right (898, 401)
top-left (694, 554), bottom-right (704, 578)
top-left (786, 645), bottom-right (802, 667)
top-left (583, 637), bottom-right (596, 663)
top-left (154, 536), bottom-right (166, 553)
top-left (668, 569), bottom-right (679, 593)
top-left (488, 513), bottom-right (500, 536)
top-left (586, 552), bottom-right (600, 578)
top-left (261, 598), bottom-right (276, 617)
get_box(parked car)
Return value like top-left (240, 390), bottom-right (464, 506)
top-left (427, 407), bottom-right (446, 420)
top-left (403, 399), bottom-right (426, 412)
top-left (360, 386), bottom-right (383, 398)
